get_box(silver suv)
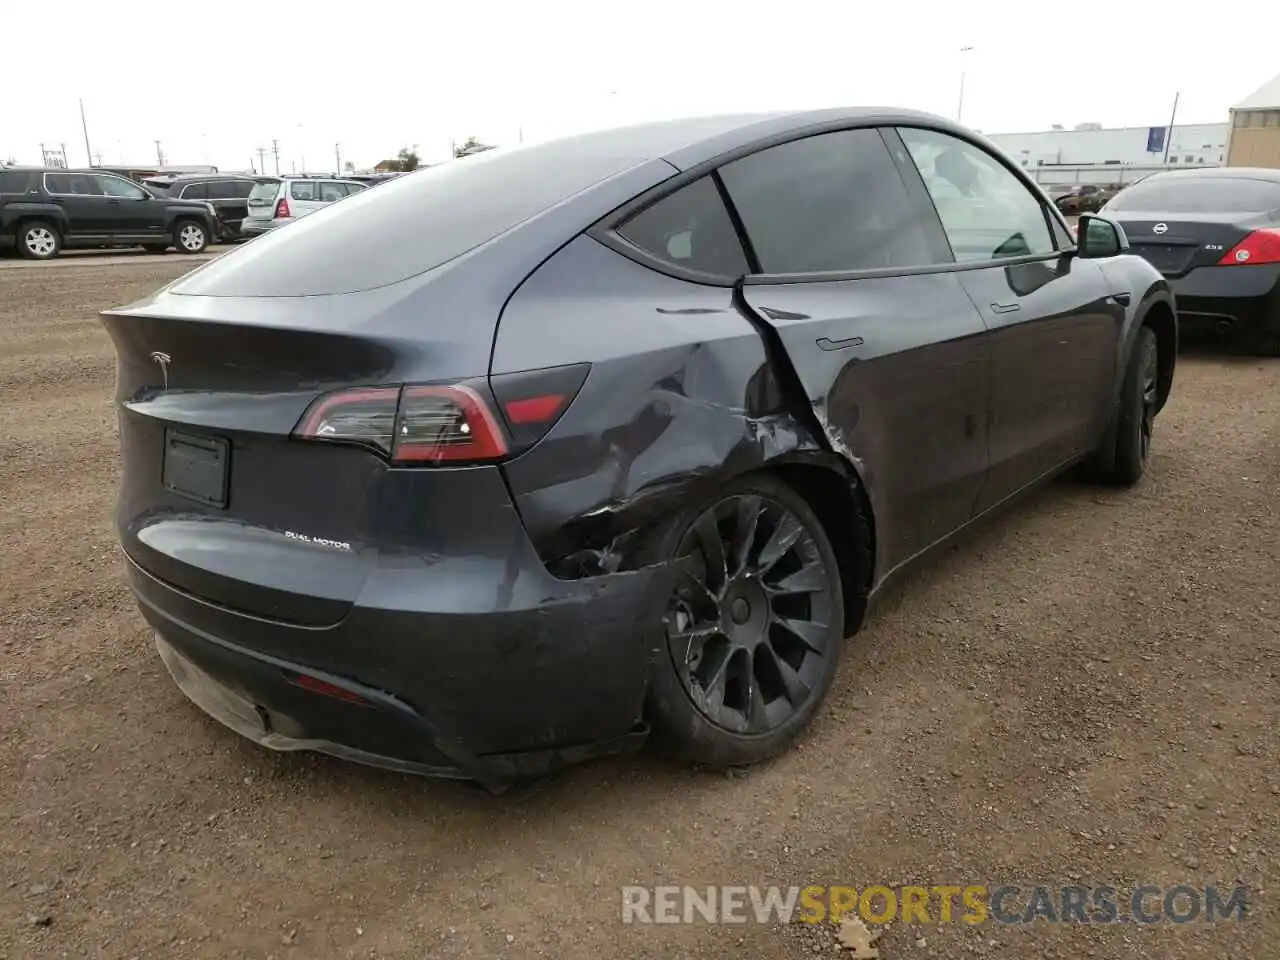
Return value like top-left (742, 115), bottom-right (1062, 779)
top-left (243, 176), bottom-right (367, 236)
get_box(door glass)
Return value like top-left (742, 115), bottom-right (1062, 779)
top-left (616, 175), bottom-right (748, 277)
top-left (899, 127), bottom-right (1055, 262)
top-left (343, 182), bottom-right (367, 195)
top-left (181, 181), bottom-right (209, 199)
top-left (290, 180), bottom-right (317, 201)
top-left (46, 173), bottom-right (103, 195)
top-left (719, 129), bottom-right (946, 274)
top-left (318, 181), bottom-right (346, 202)
top-left (226, 180), bottom-right (254, 199)
top-left (94, 175), bottom-right (147, 199)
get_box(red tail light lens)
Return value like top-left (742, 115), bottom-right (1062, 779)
top-left (292, 365), bottom-right (589, 465)
top-left (294, 383), bottom-right (507, 464)
top-left (275, 197), bottom-right (291, 218)
top-left (1217, 227), bottom-right (1280, 266)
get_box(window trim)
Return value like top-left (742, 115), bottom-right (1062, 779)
top-left (590, 117), bottom-right (1079, 289)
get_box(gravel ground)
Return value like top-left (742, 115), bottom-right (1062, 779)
top-left (1, 261), bottom-right (1276, 959)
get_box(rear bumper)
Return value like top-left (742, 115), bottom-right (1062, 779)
top-left (125, 516), bottom-right (675, 789)
top-left (240, 218), bottom-right (282, 236)
top-left (1169, 264), bottom-right (1280, 332)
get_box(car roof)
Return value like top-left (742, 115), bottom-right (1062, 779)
top-left (518, 106), bottom-right (964, 171)
top-left (1134, 166), bottom-right (1280, 184)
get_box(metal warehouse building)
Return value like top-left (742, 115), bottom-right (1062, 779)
top-left (1226, 73), bottom-right (1280, 167)
top-left (985, 122), bottom-right (1228, 173)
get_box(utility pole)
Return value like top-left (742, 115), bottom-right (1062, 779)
top-left (256, 146), bottom-right (267, 175)
top-left (334, 143), bottom-right (341, 173)
top-left (271, 139), bottom-right (280, 175)
top-left (1161, 92), bottom-right (1180, 165)
top-left (956, 46), bottom-right (975, 123)
top-left (154, 140), bottom-right (165, 166)
top-left (79, 98), bottom-right (94, 167)
top-left (60, 143), bottom-right (69, 168)
top-left (92, 151), bottom-right (104, 166)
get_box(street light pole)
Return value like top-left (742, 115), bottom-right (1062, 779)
top-left (957, 46), bottom-right (975, 123)
top-left (1161, 92), bottom-right (1180, 165)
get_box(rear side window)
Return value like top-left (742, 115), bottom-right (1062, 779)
top-left (0, 171), bottom-right (34, 192)
top-left (1107, 177), bottom-right (1280, 214)
top-left (171, 141), bottom-right (654, 297)
top-left (616, 176), bottom-right (748, 277)
top-left (343, 182), bottom-right (366, 195)
top-left (181, 182), bottom-right (209, 199)
top-left (900, 127), bottom-right (1056, 262)
top-left (719, 129), bottom-right (945, 274)
top-left (224, 180), bottom-right (254, 199)
top-left (290, 181), bottom-right (317, 201)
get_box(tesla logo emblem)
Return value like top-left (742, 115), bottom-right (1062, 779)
top-left (1153, 223), bottom-right (1168, 235)
top-left (150, 351), bottom-right (172, 389)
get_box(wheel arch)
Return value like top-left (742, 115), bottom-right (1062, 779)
top-left (1139, 297), bottom-right (1176, 414)
top-left (760, 453), bottom-right (876, 638)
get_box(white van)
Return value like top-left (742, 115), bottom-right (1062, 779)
top-left (242, 176), bottom-right (367, 236)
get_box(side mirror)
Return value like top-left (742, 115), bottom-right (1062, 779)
top-left (1076, 213), bottom-right (1128, 258)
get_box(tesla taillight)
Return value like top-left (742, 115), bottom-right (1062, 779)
top-left (292, 365), bottom-right (589, 465)
top-left (1217, 228), bottom-right (1280, 266)
top-left (275, 197), bottom-right (290, 218)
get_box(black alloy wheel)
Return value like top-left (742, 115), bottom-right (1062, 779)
top-left (1138, 331), bottom-right (1158, 464)
top-left (665, 491), bottom-right (838, 736)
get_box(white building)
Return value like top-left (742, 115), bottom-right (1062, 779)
top-left (985, 122), bottom-right (1228, 184)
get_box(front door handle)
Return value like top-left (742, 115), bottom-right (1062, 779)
top-left (990, 302), bottom-right (1021, 315)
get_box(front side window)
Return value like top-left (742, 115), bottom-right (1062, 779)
top-left (719, 129), bottom-right (945, 274)
top-left (95, 175), bottom-right (148, 199)
top-left (290, 180), bottom-right (317, 201)
top-left (616, 175), bottom-right (748, 277)
top-left (899, 127), bottom-right (1056, 263)
top-left (318, 181), bottom-right (346, 202)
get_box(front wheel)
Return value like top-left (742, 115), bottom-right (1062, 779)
top-left (17, 221), bottom-right (61, 260)
top-left (1087, 325), bottom-right (1158, 486)
top-left (173, 220), bottom-right (209, 254)
top-left (640, 474), bottom-right (847, 768)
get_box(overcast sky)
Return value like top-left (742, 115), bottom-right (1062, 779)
top-left (3, 1), bottom-right (1274, 172)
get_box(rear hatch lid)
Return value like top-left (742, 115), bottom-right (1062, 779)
top-left (245, 178), bottom-right (282, 219)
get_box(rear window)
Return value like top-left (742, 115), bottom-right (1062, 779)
top-left (1108, 177), bottom-right (1280, 214)
top-left (170, 142), bottom-right (651, 297)
top-left (248, 180), bottom-right (281, 204)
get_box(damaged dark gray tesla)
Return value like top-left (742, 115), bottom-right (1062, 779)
top-left (103, 108), bottom-right (1177, 791)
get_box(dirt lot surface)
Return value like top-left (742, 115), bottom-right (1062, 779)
top-left (1, 262), bottom-right (1277, 959)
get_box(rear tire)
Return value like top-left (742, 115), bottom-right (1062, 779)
top-left (637, 473), bottom-right (848, 768)
top-left (1087, 326), bottom-right (1158, 486)
top-left (173, 220), bottom-right (208, 254)
top-left (17, 220), bottom-right (60, 260)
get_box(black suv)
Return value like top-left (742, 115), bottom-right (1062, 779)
top-left (0, 167), bottom-right (217, 260)
top-left (142, 174), bottom-right (257, 240)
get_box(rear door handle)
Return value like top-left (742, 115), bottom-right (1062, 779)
top-left (990, 302), bottom-right (1021, 315)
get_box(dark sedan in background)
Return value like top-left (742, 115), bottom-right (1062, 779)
top-left (1101, 167), bottom-right (1280, 355)
top-left (102, 108), bottom-right (1176, 791)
